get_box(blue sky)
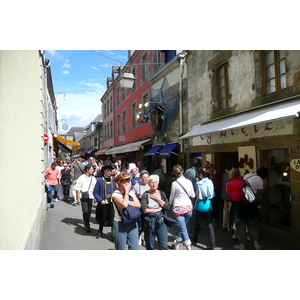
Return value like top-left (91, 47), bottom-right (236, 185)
top-left (46, 50), bottom-right (128, 133)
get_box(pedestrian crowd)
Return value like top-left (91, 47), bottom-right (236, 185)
top-left (44, 156), bottom-right (268, 250)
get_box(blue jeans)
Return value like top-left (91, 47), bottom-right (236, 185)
top-left (175, 212), bottom-right (192, 246)
top-left (143, 215), bottom-right (169, 250)
top-left (113, 220), bottom-right (139, 250)
top-left (47, 184), bottom-right (58, 203)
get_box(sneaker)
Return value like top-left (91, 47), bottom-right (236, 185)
top-left (50, 204), bottom-right (55, 208)
top-left (173, 240), bottom-right (180, 250)
top-left (254, 244), bottom-right (262, 250)
top-left (232, 235), bottom-right (238, 240)
top-left (53, 198), bottom-right (58, 202)
top-left (233, 244), bottom-right (245, 250)
top-left (138, 235), bottom-right (142, 246)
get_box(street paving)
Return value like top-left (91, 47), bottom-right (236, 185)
top-left (39, 199), bottom-right (300, 250)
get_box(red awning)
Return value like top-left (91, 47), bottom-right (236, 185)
top-left (94, 147), bottom-right (111, 155)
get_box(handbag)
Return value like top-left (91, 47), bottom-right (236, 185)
top-left (113, 193), bottom-right (141, 224)
top-left (81, 177), bottom-right (92, 200)
top-left (242, 181), bottom-right (256, 202)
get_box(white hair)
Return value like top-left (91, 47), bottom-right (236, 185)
top-left (148, 174), bottom-right (160, 185)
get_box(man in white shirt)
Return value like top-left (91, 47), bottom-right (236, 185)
top-left (243, 167), bottom-right (269, 194)
top-left (75, 164), bottom-right (97, 233)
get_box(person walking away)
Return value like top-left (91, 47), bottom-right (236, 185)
top-left (184, 158), bottom-right (201, 232)
top-left (93, 164), bottom-right (116, 239)
top-left (192, 167), bottom-right (216, 250)
top-left (141, 175), bottom-right (171, 250)
top-left (70, 158), bottom-right (85, 205)
top-left (111, 172), bottom-right (141, 250)
top-left (170, 165), bottom-right (195, 250)
top-left (221, 163), bottom-right (233, 231)
top-left (75, 164), bottom-right (97, 233)
top-left (226, 168), bottom-right (262, 250)
top-left (44, 162), bottom-right (59, 208)
top-left (207, 164), bottom-right (222, 228)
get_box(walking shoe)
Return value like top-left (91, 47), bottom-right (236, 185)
top-left (173, 240), bottom-right (180, 250)
top-left (254, 244), bottom-right (262, 250)
top-left (50, 204), bottom-right (55, 208)
top-left (53, 198), bottom-right (58, 202)
top-left (232, 235), bottom-right (238, 240)
top-left (233, 244), bottom-right (245, 250)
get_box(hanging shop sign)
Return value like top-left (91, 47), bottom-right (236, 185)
top-left (290, 159), bottom-right (300, 172)
top-left (62, 123), bottom-right (68, 130)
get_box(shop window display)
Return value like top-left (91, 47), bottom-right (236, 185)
top-left (268, 149), bottom-right (291, 229)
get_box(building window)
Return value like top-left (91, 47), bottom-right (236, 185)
top-left (117, 114), bottom-right (121, 134)
top-left (110, 120), bottom-right (113, 138)
top-left (122, 111), bottom-right (126, 133)
top-left (94, 136), bottom-right (97, 148)
top-left (132, 102), bottom-right (136, 128)
top-left (132, 67), bottom-right (136, 91)
top-left (142, 53), bottom-right (148, 82)
top-left (153, 50), bottom-right (161, 72)
top-left (262, 50), bottom-right (286, 95)
top-left (217, 63), bottom-right (229, 110)
top-left (117, 88), bottom-right (120, 106)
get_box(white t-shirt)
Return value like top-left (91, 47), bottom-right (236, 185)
top-left (75, 174), bottom-right (97, 199)
top-left (243, 173), bottom-right (263, 194)
top-left (169, 175), bottom-right (195, 206)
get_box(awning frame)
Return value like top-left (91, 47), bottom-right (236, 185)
top-left (179, 97), bottom-right (300, 140)
top-left (105, 139), bottom-right (151, 155)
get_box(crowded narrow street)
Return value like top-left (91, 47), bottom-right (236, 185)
top-left (39, 199), bottom-right (300, 250)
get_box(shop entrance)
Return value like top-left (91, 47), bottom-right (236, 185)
top-left (217, 152), bottom-right (239, 175)
top-left (261, 148), bottom-right (291, 230)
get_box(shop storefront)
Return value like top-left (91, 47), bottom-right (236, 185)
top-left (180, 98), bottom-right (300, 238)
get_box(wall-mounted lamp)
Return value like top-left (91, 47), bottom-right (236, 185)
top-left (119, 73), bottom-right (135, 89)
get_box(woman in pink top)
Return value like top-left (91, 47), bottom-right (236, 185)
top-left (226, 168), bottom-right (262, 250)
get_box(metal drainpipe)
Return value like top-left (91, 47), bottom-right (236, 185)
top-left (179, 55), bottom-right (185, 153)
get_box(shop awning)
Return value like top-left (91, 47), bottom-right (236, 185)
top-left (57, 141), bottom-right (72, 152)
top-left (94, 147), bottom-right (112, 155)
top-left (179, 98), bottom-right (300, 139)
top-left (105, 139), bottom-right (151, 155)
top-left (158, 143), bottom-right (178, 156)
top-left (76, 151), bottom-right (87, 157)
top-left (145, 145), bottom-right (163, 155)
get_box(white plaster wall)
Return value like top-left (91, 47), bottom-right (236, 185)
top-left (0, 51), bottom-right (45, 249)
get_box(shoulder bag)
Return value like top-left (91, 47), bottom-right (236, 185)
top-left (241, 179), bottom-right (261, 205)
top-left (113, 193), bottom-right (141, 224)
top-left (81, 177), bottom-right (92, 200)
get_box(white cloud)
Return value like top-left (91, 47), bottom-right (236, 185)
top-left (63, 60), bottom-right (70, 68)
top-left (91, 66), bottom-right (99, 70)
top-left (47, 50), bottom-right (58, 56)
top-left (56, 92), bottom-right (103, 132)
top-left (99, 63), bottom-right (110, 68)
top-left (61, 70), bottom-right (70, 75)
top-left (77, 80), bottom-right (105, 92)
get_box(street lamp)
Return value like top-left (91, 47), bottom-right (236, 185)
top-left (119, 73), bottom-right (135, 89)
